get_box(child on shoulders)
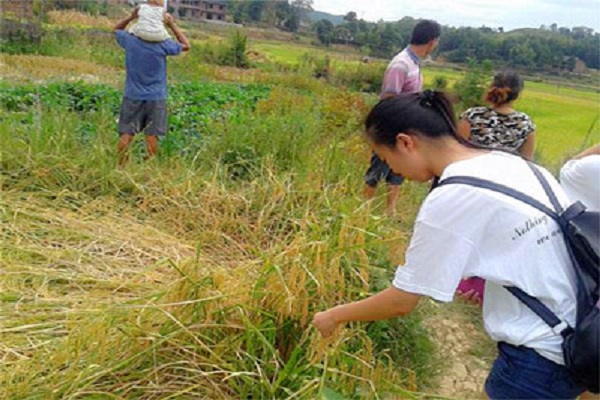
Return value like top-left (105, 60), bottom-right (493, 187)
top-left (128, 0), bottom-right (171, 42)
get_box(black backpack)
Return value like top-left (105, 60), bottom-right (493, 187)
top-left (437, 162), bottom-right (599, 393)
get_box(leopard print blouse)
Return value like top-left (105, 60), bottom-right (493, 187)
top-left (461, 107), bottom-right (536, 152)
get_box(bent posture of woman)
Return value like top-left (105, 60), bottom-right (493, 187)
top-left (458, 71), bottom-right (536, 160)
top-left (313, 91), bottom-right (585, 399)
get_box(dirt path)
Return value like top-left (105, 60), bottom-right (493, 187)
top-left (425, 302), bottom-right (494, 399)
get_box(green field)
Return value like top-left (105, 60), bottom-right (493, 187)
top-left (420, 65), bottom-right (600, 167)
top-left (252, 40), bottom-right (362, 64)
top-left (1, 11), bottom-right (599, 399)
top-left (519, 85), bottom-right (599, 166)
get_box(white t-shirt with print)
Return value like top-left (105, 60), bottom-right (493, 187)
top-left (393, 151), bottom-right (577, 365)
top-left (560, 155), bottom-right (600, 212)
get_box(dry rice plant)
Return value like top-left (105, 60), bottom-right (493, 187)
top-left (1, 169), bottom-right (421, 398)
top-left (47, 10), bottom-right (114, 30)
top-left (1, 77), bottom-right (432, 398)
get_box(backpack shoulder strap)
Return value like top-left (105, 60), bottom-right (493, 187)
top-left (504, 286), bottom-right (572, 337)
top-left (527, 162), bottom-right (564, 214)
top-left (436, 176), bottom-right (559, 221)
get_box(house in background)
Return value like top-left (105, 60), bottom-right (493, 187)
top-left (116, 0), bottom-right (228, 22)
top-left (24, 0), bottom-right (229, 23)
top-left (169, 0), bottom-right (227, 22)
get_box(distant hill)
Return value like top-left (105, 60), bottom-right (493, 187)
top-left (307, 10), bottom-right (345, 26)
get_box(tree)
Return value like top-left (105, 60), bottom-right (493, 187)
top-left (572, 26), bottom-right (593, 39)
top-left (291, 0), bottom-right (313, 11)
top-left (559, 27), bottom-right (571, 36)
top-left (291, 0), bottom-right (313, 24)
top-left (563, 56), bottom-right (577, 71)
top-left (313, 19), bottom-right (334, 46)
top-left (377, 23), bottom-right (402, 56)
top-left (333, 25), bottom-right (352, 45)
top-left (509, 42), bottom-right (536, 66)
top-left (227, 1), bottom-right (247, 24)
top-left (273, 1), bottom-right (292, 28)
top-left (215, 6), bottom-right (600, 72)
top-left (284, 8), bottom-right (300, 32)
top-left (246, 0), bottom-right (264, 22)
top-left (454, 58), bottom-right (494, 111)
top-left (344, 11), bottom-right (357, 22)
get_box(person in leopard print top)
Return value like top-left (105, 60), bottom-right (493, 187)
top-left (458, 71), bottom-right (536, 160)
top-left (455, 72), bottom-right (536, 306)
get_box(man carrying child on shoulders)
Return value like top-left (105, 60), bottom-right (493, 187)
top-left (113, 2), bottom-right (190, 167)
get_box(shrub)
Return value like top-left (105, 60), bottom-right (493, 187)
top-left (454, 58), bottom-right (494, 111)
top-left (220, 29), bottom-right (250, 68)
top-left (1, 20), bottom-right (42, 54)
top-left (299, 52), bottom-right (331, 80)
top-left (333, 62), bottom-right (386, 93)
top-left (431, 75), bottom-right (449, 90)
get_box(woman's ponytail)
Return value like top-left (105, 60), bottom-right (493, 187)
top-left (486, 87), bottom-right (511, 105)
top-left (486, 71), bottom-right (524, 106)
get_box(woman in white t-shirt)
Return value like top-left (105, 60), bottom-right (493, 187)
top-left (560, 144), bottom-right (600, 212)
top-left (313, 91), bottom-right (586, 399)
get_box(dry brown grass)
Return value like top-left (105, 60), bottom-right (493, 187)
top-left (1, 189), bottom-right (195, 359)
top-left (0, 162), bottom-right (418, 398)
top-left (0, 54), bottom-right (120, 83)
top-left (47, 10), bottom-right (114, 30)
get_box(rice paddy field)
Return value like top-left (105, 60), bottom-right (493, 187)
top-left (1, 10), bottom-right (599, 400)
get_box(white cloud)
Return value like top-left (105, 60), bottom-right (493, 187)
top-left (312, 0), bottom-right (600, 30)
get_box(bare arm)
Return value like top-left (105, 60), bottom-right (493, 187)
top-left (113, 7), bottom-right (138, 32)
top-left (518, 132), bottom-right (536, 161)
top-left (380, 92), bottom-right (398, 100)
top-left (313, 287), bottom-right (421, 338)
top-left (165, 13), bottom-right (190, 52)
top-left (572, 144), bottom-right (600, 160)
top-left (457, 119), bottom-right (472, 142)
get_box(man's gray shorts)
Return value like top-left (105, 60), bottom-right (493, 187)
top-left (364, 152), bottom-right (404, 187)
top-left (118, 97), bottom-right (168, 136)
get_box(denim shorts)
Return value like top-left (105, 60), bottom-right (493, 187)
top-left (485, 342), bottom-right (586, 399)
top-left (364, 152), bottom-right (404, 187)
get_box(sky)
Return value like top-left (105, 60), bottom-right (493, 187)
top-left (311, 0), bottom-right (600, 31)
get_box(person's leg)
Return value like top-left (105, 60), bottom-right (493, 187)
top-left (386, 184), bottom-right (400, 215)
top-left (364, 184), bottom-right (377, 199)
top-left (385, 173), bottom-right (404, 216)
top-left (143, 99), bottom-right (167, 161)
top-left (580, 392), bottom-right (600, 399)
top-left (117, 97), bottom-right (143, 167)
top-left (118, 134), bottom-right (135, 167)
top-left (145, 135), bottom-right (159, 159)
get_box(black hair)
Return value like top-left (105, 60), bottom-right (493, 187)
top-left (485, 71), bottom-right (524, 106)
top-left (365, 90), bottom-right (472, 148)
top-left (410, 20), bottom-right (442, 45)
